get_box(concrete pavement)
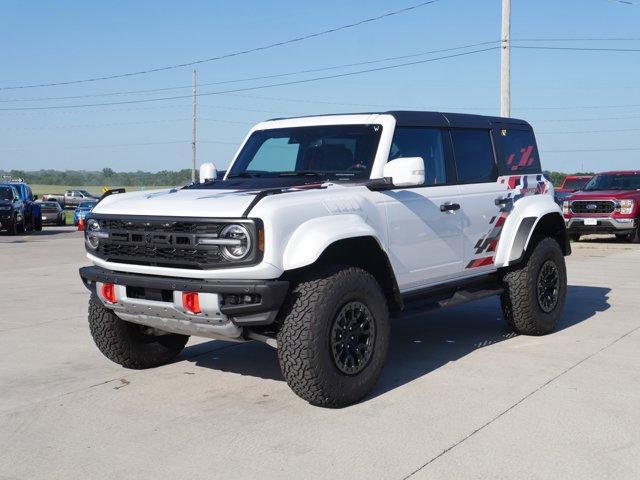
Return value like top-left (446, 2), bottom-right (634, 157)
top-left (1, 227), bottom-right (639, 479)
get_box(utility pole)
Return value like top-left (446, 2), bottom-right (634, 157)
top-left (191, 69), bottom-right (197, 183)
top-left (500, 0), bottom-right (511, 117)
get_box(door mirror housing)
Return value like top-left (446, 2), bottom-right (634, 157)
top-left (383, 157), bottom-right (425, 187)
top-left (199, 163), bottom-right (218, 184)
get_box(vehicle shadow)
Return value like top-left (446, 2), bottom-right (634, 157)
top-left (0, 227), bottom-right (79, 238)
top-left (181, 285), bottom-right (611, 400)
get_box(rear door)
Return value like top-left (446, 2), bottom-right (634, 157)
top-left (383, 127), bottom-right (463, 290)
top-left (449, 128), bottom-right (505, 273)
top-left (454, 126), bottom-right (543, 273)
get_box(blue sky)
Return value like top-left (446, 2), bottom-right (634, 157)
top-left (1, 0), bottom-right (639, 173)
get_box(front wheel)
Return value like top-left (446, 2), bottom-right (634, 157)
top-left (88, 295), bottom-right (189, 369)
top-left (277, 266), bottom-right (390, 408)
top-left (500, 237), bottom-right (567, 336)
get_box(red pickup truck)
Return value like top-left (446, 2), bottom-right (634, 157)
top-left (563, 170), bottom-right (640, 242)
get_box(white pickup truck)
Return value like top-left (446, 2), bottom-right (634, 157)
top-left (79, 111), bottom-right (569, 407)
top-left (43, 189), bottom-right (99, 209)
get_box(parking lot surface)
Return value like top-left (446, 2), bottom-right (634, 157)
top-left (1, 227), bottom-right (639, 479)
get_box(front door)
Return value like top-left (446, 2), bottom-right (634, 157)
top-left (382, 127), bottom-right (463, 291)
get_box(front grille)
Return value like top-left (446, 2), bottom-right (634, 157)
top-left (570, 200), bottom-right (615, 214)
top-left (92, 217), bottom-right (258, 270)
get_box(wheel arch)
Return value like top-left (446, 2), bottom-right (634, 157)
top-left (506, 212), bottom-right (569, 266)
top-left (283, 235), bottom-right (403, 313)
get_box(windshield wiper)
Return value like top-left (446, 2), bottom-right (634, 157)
top-left (227, 172), bottom-right (263, 178)
top-left (277, 171), bottom-right (327, 178)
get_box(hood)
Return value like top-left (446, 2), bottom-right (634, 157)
top-left (569, 190), bottom-right (640, 201)
top-left (92, 179), bottom-right (328, 218)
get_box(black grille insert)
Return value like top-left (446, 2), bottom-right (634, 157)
top-left (570, 200), bottom-right (615, 214)
top-left (92, 217), bottom-right (259, 269)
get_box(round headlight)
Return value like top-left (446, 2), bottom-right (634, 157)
top-left (219, 224), bottom-right (251, 261)
top-left (85, 218), bottom-right (101, 250)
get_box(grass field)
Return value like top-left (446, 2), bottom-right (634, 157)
top-left (31, 184), bottom-right (171, 197)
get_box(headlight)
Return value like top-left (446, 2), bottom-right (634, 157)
top-left (85, 218), bottom-right (107, 250)
top-left (219, 224), bottom-right (251, 260)
top-left (0, 206), bottom-right (11, 211)
top-left (618, 199), bottom-right (635, 215)
top-left (562, 201), bottom-right (570, 215)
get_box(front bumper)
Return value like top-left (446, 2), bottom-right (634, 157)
top-left (79, 266), bottom-right (289, 340)
top-left (565, 217), bottom-right (637, 234)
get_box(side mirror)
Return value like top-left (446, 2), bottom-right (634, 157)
top-left (199, 163), bottom-right (218, 184)
top-left (383, 157), bottom-right (425, 187)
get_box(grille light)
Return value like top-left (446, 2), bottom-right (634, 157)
top-left (219, 224), bottom-right (251, 261)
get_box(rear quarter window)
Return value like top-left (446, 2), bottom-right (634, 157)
top-left (495, 127), bottom-right (541, 175)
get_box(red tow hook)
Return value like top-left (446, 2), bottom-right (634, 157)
top-left (182, 292), bottom-right (201, 314)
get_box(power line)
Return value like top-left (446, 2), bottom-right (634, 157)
top-left (0, 40), bottom-right (498, 104)
top-left (0, 117), bottom-right (254, 131)
top-left (0, 47), bottom-right (499, 111)
top-left (0, 139), bottom-right (238, 151)
top-left (537, 127), bottom-right (640, 134)
top-left (513, 45), bottom-right (640, 52)
top-left (0, 1), bottom-right (440, 91)
top-left (533, 114), bottom-right (640, 122)
top-left (542, 146), bottom-right (640, 153)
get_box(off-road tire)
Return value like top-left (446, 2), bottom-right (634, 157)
top-left (277, 266), bottom-right (390, 408)
top-left (500, 237), bottom-right (567, 336)
top-left (88, 295), bottom-right (189, 369)
top-left (569, 233), bottom-right (580, 242)
top-left (34, 215), bottom-right (42, 231)
top-left (16, 217), bottom-right (25, 234)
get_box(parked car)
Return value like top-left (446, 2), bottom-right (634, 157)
top-left (0, 184), bottom-right (26, 234)
top-left (564, 170), bottom-right (640, 242)
top-left (74, 200), bottom-right (98, 226)
top-left (79, 111), bottom-right (569, 408)
top-left (554, 175), bottom-right (592, 205)
top-left (1, 180), bottom-right (42, 231)
top-left (43, 190), bottom-right (99, 209)
top-left (39, 201), bottom-right (67, 226)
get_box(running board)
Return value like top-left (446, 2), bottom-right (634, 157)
top-left (400, 275), bottom-right (504, 317)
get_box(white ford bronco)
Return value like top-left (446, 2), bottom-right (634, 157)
top-left (80, 111), bottom-right (570, 407)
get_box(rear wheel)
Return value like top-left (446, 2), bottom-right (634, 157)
top-left (88, 295), bottom-right (189, 369)
top-left (277, 266), bottom-right (390, 408)
top-left (569, 233), bottom-right (580, 242)
top-left (500, 237), bottom-right (567, 336)
top-left (34, 215), bottom-right (42, 231)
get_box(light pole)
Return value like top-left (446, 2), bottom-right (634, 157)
top-left (500, 0), bottom-right (511, 117)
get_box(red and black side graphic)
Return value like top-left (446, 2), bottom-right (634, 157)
top-left (465, 174), bottom-right (548, 269)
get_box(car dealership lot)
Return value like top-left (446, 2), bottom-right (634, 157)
top-left (1, 228), bottom-right (639, 479)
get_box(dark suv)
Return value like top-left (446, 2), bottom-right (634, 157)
top-left (0, 185), bottom-right (26, 234)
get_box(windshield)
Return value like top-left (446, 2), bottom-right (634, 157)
top-left (563, 178), bottom-right (590, 190)
top-left (78, 201), bottom-right (96, 209)
top-left (228, 125), bottom-right (382, 181)
top-left (584, 174), bottom-right (640, 191)
top-left (0, 187), bottom-right (15, 200)
top-left (79, 190), bottom-right (93, 197)
top-left (41, 202), bottom-right (59, 208)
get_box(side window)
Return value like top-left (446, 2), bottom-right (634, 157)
top-left (496, 128), bottom-right (541, 174)
top-left (247, 137), bottom-right (299, 171)
top-left (389, 128), bottom-right (448, 185)
top-left (450, 129), bottom-right (497, 184)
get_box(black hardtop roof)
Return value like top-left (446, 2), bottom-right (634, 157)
top-left (267, 110), bottom-right (531, 129)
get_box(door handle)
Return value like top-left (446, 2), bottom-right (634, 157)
top-left (495, 197), bottom-right (513, 207)
top-left (440, 202), bottom-right (460, 213)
